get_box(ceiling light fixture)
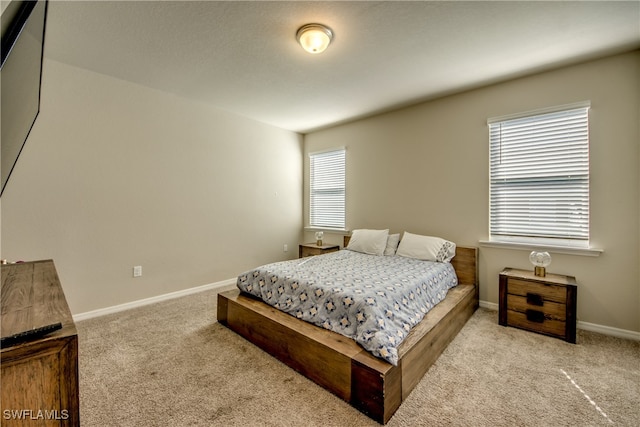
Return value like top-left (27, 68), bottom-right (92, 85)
top-left (296, 23), bottom-right (333, 54)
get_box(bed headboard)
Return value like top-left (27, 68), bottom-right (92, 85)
top-left (342, 235), bottom-right (478, 287)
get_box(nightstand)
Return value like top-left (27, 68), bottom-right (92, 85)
top-left (499, 267), bottom-right (577, 343)
top-left (299, 243), bottom-right (340, 258)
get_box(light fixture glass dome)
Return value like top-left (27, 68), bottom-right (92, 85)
top-left (529, 251), bottom-right (551, 267)
top-left (529, 251), bottom-right (551, 276)
top-left (297, 24), bottom-right (333, 54)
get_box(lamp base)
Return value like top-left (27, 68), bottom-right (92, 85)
top-left (316, 240), bottom-right (323, 246)
top-left (534, 266), bottom-right (546, 277)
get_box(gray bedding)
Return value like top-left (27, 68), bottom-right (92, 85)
top-left (236, 249), bottom-right (458, 365)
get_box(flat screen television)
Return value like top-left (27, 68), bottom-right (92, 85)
top-left (1, 0), bottom-right (48, 196)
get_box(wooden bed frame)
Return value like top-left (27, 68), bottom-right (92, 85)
top-left (217, 236), bottom-right (478, 424)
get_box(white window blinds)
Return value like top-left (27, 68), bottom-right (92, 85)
top-left (310, 149), bottom-right (345, 229)
top-left (488, 104), bottom-right (590, 243)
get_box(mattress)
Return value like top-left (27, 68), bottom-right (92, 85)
top-left (236, 249), bottom-right (458, 365)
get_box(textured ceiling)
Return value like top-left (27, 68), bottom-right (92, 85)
top-left (43, 1), bottom-right (640, 133)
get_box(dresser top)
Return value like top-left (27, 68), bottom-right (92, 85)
top-left (1, 260), bottom-right (77, 345)
top-left (500, 267), bottom-right (577, 286)
top-left (300, 243), bottom-right (340, 249)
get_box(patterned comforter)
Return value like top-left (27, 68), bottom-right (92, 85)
top-left (236, 250), bottom-right (458, 365)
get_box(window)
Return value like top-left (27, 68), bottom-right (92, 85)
top-left (309, 148), bottom-right (345, 229)
top-left (488, 103), bottom-right (590, 246)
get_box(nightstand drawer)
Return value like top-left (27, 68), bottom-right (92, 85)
top-left (506, 294), bottom-right (566, 320)
top-left (506, 310), bottom-right (567, 338)
top-left (507, 279), bottom-right (567, 304)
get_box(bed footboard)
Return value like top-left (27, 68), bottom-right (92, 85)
top-left (217, 282), bottom-right (477, 423)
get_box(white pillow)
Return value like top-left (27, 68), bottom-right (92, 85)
top-left (384, 233), bottom-right (400, 256)
top-left (347, 229), bottom-right (389, 256)
top-left (396, 232), bottom-right (456, 262)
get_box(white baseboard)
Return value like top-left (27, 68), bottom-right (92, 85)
top-left (73, 278), bottom-right (236, 322)
top-left (479, 300), bottom-right (499, 311)
top-left (576, 320), bottom-right (640, 341)
top-left (479, 300), bottom-right (640, 341)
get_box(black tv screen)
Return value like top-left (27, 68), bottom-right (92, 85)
top-left (1, 0), bottom-right (48, 196)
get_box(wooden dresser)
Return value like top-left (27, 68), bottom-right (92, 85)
top-left (1, 260), bottom-right (79, 426)
top-left (499, 267), bottom-right (577, 343)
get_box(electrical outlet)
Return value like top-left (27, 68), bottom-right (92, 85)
top-left (133, 266), bottom-right (142, 277)
top-left (283, 244), bottom-right (288, 252)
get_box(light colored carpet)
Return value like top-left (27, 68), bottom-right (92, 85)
top-left (77, 285), bottom-right (639, 426)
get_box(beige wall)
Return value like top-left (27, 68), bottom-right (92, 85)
top-left (1, 59), bottom-right (303, 314)
top-left (304, 51), bottom-right (640, 333)
top-left (2, 52), bottom-right (637, 333)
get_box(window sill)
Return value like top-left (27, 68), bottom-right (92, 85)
top-left (304, 226), bottom-right (349, 234)
top-left (478, 240), bottom-right (603, 257)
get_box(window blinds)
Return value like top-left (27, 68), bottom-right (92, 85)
top-left (489, 105), bottom-right (590, 242)
top-left (310, 149), bottom-right (345, 229)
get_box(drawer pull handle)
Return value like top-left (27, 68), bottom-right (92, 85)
top-left (526, 309), bottom-right (545, 323)
top-left (526, 293), bottom-right (544, 306)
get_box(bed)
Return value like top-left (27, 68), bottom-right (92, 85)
top-left (217, 234), bottom-right (478, 424)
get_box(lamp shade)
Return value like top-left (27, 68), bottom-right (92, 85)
top-left (297, 24), bottom-right (333, 54)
